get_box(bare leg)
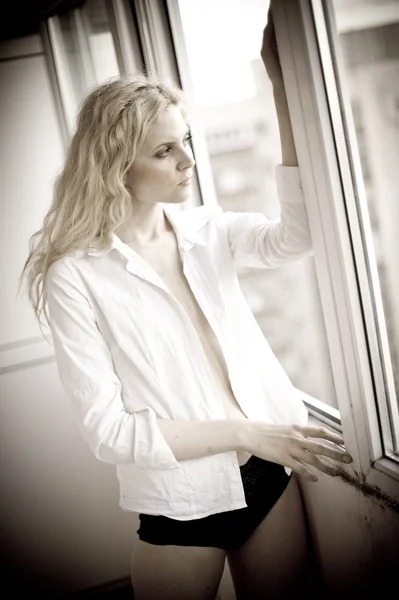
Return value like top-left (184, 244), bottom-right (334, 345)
top-left (226, 475), bottom-right (311, 599)
top-left (131, 540), bottom-right (227, 600)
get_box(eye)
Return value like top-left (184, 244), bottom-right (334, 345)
top-left (155, 133), bottom-right (193, 159)
top-left (156, 146), bottom-right (172, 159)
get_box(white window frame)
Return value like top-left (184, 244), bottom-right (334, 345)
top-left (132, 0), bottom-right (216, 210)
top-left (105, 0), bottom-right (144, 76)
top-left (272, 0), bottom-right (399, 503)
top-left (166, 0), bottom-right (217, 208)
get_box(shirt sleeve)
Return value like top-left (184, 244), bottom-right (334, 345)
top-left (221, 165), bottom-right (314, 268)
top-left (46, 258), bottom-right (180, 470)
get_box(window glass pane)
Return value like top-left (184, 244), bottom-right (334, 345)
top-left (178, 0), bottom-right (337, 408)
top-left (48, 0), bottom-right (120, 133)
top-left (332, 0), bottom-right (399, 404)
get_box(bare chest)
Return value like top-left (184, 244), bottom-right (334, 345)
top-left (129, 232), bottom-right (251, 465)
top-left (131, 232), bottom-right (196, 314)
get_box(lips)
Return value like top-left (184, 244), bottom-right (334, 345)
top-left (178, 177), bottom-right (192, 185)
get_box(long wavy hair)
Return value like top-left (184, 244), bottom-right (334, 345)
top-left (19, 74), bottom-right (185, 332)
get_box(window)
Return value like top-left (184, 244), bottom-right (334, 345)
top-left (176, 0), bottom-right (338, 410)
top-left (296, 0), bottom-right (399, 469)
top-left (328, 0), bottom-right (399, 453)
top-left (47, 0), bottom-right (121, 134)
top-left (274, 0), bottom-right (399, 495)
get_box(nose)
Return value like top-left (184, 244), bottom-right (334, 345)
top-left (178, 145), bottom-right (196, 170)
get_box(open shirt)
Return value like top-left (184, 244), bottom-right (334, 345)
top-left (46, 165), bottom-right (314, 520)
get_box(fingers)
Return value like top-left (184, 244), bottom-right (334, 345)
top-left (304, 453), bottom-right (345, 478)
top-left (290, 454), bottom-right (347, 482)
top-left (290, 426), bottom-right (353, 479)
top-left (299, 425), bottom-right (346, 447)
top-left (302, 440), bottom-right (352, 463)
top-left (263, 6), bottom-right (274, 35)
top-left (296, 425), bottom-right (352, 462)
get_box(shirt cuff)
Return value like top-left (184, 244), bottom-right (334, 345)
top-left (275, 165), bottom-right (304, 204)
top-left (133, 406), bottom-right (181, 470)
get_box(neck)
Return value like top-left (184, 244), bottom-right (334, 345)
top-left (117, 203), bottom-right (172, 246)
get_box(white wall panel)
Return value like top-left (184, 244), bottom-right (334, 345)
top-left (0, 50), bottom-right (63, 346)
top-left (0, 36), bottom-right (136, 594)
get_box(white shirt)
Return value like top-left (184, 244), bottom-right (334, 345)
top-left (46, 165), bottom-right (314, 520)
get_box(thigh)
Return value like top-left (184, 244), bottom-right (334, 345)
top-left (131, 539), bottom-right (227, 600)
top-left (227, 474), bottom-right (309, 600)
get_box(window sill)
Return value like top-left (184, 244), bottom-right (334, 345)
top-left (297, 388), bottom-right (342, 432)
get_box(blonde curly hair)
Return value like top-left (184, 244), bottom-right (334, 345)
top-left (19, 74), bottom-right (185, 331)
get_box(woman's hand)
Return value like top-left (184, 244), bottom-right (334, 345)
top-left (244, 422), bottom-right (353, 482)
top-left (261, 3), bottom-right (284, 89)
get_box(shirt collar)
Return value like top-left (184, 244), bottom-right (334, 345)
top-left (87, 203), bottom-right (221, 257)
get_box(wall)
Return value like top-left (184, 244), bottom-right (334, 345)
top-left (0, 33), bottom-right (136, 595)
top-left (299, 454), bottom-right (399, 598)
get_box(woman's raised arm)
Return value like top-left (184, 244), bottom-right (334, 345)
top-left (261, 2), bottom-right (298, 167)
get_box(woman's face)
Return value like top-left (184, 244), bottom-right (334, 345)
top-left (126, 105), bottom-right (195, 206)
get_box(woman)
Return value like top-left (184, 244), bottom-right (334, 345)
top-left (21, 6), bottom-right (352, 600)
